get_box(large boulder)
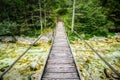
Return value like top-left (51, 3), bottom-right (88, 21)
top-left (0, 36), bottom-right (16, 42)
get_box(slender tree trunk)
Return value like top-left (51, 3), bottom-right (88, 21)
top-left (44, 0), bottom-right (46, 27)
top-left (44, 11), bottom-right (47, 27)
top-left (31, 12), bottom-right (37, 36)
top-left (24, 12), bottom-right (27, 27)
top-left (72, 0), bottom-right (75, 32)
top-left (39, 0), bottom-right (43, 32)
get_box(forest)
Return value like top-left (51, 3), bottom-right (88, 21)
top-left (0, 0), bottom-right (120, 38)
top-left (0, 0), bottom-right (120, 80)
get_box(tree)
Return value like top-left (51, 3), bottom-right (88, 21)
top-left (39, 0), bottom-right (43, 32)
top-left (99, 0), bottom-right (120, 32)
top-left (71, 0), bottom-right (75, 32)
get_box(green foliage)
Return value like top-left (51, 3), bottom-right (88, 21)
top-left (84, 34), bottom-right (93, 40)
top-left (62, 0), bottom-right (118, 40)
top-left (0, 0), bottom-right (61, 37)
top-left (57, 8), bottom-right (68, 15)
top-left (23, 29), bottom-right (41, 38)
top-left (68, 32), bottom-right (76, 41)
top-left (68, 0), bottom-right (117, 40)
top-left (108, 32), bottom-right (115, 36)
top-left (0, 0), bottom-right (119, 39)
top-left (99, 0), bottom-right (120, 31)
top-left (75, 0), bottom-right (114, 36)
top-left (0, 21), bottom-right (18, 35)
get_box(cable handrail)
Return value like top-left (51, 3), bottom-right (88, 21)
top-left (72, 30), bottom-right (120, 78)
top-left (39, 30), bottom-right (55, 80)
top-left (0, 35), bottom-right (42, 79)
top-left (64, 25), bottom-right (82, 80)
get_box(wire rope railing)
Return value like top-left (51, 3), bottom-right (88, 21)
top-left (64, 24), bottom-right (82, 80)
top-left (39, 30), bottom-right (55, 80)
top-left (66, 26), bottom-right (120, 79)
top-left (73, 31), bottom-right (120, 78)
top-left (74, 31), bottom-right (120, 78)
top-left (0, 30), bottom-right (55, 80)
top-left (79, 61), bottom-right (94, 80)
top-left (0, 35), bottom-right (43, 80)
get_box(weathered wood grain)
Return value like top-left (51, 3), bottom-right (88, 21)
top-left (41, 22), bottom-right (80, 80)
top-left (42, 78), bottom-right (79, 80)
top-left (43, 73), bottom-right (79, 78)
top-left (45, 67), bottom-right (77, 73)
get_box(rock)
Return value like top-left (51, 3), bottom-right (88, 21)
top-left (0, 32), bottom-right (53, 44)
top-left (47, 32), bottom-right (53, 40)
top-left (89, 36), bottom-right (106, 41)
top-left (0, 36), bottom-right (16, 42)
top-left (29, 62), bottom-right (38, 70)
top-left (38, 32), bottom-right (53, 43)
top-left (38, 36), bottom-right (49, 42)
top-left (115, 33), bottom-right (120, 37)
top-left (116, 37), bottom-right (120, 42)
top-left (31, 73), bottom-right (41, 80)
top-left (16, 36), bottom-right (35, 45)
top-left (112, 52), bottom-right (120, 57)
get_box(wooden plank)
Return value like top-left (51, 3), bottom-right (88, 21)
top-left (49, 54), bottom-right (72, 58)
top-left (53, 42), bottom-right (68, 44)
top-left (49, 54), bottom-right (72, 57)
top-left (54, 40), bottom-right (67, 42)
top-left (53, 42), bottom-right (67, 44)
top-left (48, 57), bottom-right (72, 60)
top-left (48, 59), bottom-right (73, 64)
top-left (50, 53), bottom-right (71, 55)
top-left (43, 73), bottom-right (79, 79)
top-left (41, 22), bottom-right (80, 80)
top-left (52, 45), bottom-right (69, 47)
top-left (48, 57), bottom-right (73, 60)
top-left (42, 78), bottom-right (79, 80)
top-left (50, 51), bottom-right (71, 54)
top-left (52, 48), bottom-right (69, 50)
top-left (50, 50), bottom-right (71, 53)
top-left (54, 39), bottom-right (67, 41)
top-left (45, 67), bottom-right (77, 73)
top-left (46, 64), bottom-right (75, 68)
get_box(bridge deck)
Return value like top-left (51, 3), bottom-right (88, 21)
top-left (41, 22), bottom-right (80, 80)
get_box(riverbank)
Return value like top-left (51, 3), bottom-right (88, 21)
top-left (71, 35), bottom-right (120, 80)
top-left (0, 33), bottom-right (120, 80)
top-left (0, 41), bottom-right (51, 80)
top-left (0, 31), bottom-right (53, 45)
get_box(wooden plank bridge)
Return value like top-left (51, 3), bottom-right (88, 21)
top-left (0, 21), bottom-right (81, 80)
top-left (41, 22), bottom-right (81, 80)
top-left (0, 22), bottom-right (120, 80)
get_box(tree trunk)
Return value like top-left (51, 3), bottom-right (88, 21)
top-left (44, 5), bottom-right (46, 28)
top-left (44, 11), bottom-right (47, 27)
top-left (71, 0), bottom-right (75, 32)
top-left (39, 0), bottom-right (43, 32)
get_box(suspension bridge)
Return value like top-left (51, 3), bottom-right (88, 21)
top-left (0, 21), bottom-right (120, 80)
top-left (41, 22), bottom-right (81, 80)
